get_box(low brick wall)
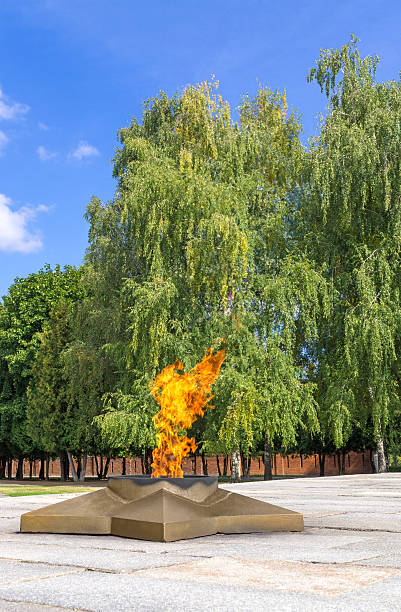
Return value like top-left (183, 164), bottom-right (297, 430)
top-left (10, 450), bottom-right (372, 479)
top-left (183, 451), bottom-right (372, 477)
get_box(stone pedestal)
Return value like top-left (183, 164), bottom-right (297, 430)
top-left (20, 475), bottom-right (303, 542)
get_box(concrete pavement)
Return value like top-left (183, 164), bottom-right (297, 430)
top-left (1, 473), bottom-right (401, 611)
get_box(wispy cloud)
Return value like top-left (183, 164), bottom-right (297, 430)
top-left (38, 122), bottom-right (49, 131)
top-left (0, 87), bottom-right (30, 121)
top-left (0, 131), bottom-right (8, 154)
top-left (36, 204), bottom-right (54, 213)
top-left (37, 145), bottom-right (57, 161)
top-left (70, 140), bottom-right (100, 160)
top-left (0, 194), bottom-right (47, 254)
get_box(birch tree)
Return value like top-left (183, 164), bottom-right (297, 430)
top-left (92, 81), bottom-right (325, 478)
top-left (303, 36), bottom-right (401, 471)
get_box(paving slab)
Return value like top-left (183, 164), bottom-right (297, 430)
top-left (0, 558), bottom-right (84, 586)
top-left (1, 473), bottom-right (401, 610)
top-left (0, 540), bottom-right (200, 572)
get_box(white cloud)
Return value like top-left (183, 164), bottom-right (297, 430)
top-left (37, 145), bottom-right (57, 161)
top-left (0, 131), bottom-right (8, 154)
top-left (0, 194), bottom-right (44, 253)
top-left (0, 87), bottom-right (29, 121)
top-left (70, 140), bottom-right (100, 160)
top-left (38, 122), bottom-right (49, 131)
top-left (36, 204), bottom-right (53, 213)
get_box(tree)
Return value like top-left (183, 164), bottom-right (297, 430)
top-left (302, 36), bottom-right (401, 470)
top-left (72, 196), bottom-right (153, 466)
top-left (26, 301), bottom-right (72, 476)
top-left (0, 265), bottom-right (82, 478)
top-left (26, 300), bottom-right (91, 481)
top-left (91, 81), bottom-right (326, 480)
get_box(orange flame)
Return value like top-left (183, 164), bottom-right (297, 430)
top-left (150, 348), bottom-right (226, 478)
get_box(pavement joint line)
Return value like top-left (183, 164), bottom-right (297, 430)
top-left (157, 553), bottom-right (214, 559)
top-left (0, 568), bottom-right (85, 587)
top-left (307, 525), bottom-right (401, 533)
top-left (0, 596), bottom-right (89, 611)
top-left (83, 558), bottom-right (211, 574)
top-left (294, 555), bottom-right (392, 566)
top-left (0, 556), bottom-right (114, 573)
top-left (0, 538), bottom-right (149, 553)
top-left (304, 512), bottom-right (348, 517)
top-left (338, 494), bottom-right (401, 498)
top-left (0, 554), bottom-right (205, 575)
top-left (339, 553), bottom-right (390, 564)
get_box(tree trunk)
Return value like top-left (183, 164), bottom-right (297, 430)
top-left (318, 453), bottom-right (326, 477)
top-left (76, 455), bottom-right (82, 480)
top-left (201, 452), bottom-right (208, 476)
top-left (29, 459), bottom-right (33, 479)
top-left (103, 457), bottom-right (111, 479)
top-left (0, 457), bottom-right (6, 479)
top-left (59, 455), bottom-right (65, 481)
top-left (94, 455), bottom-right (111, 479)
top-left (240, 451), bottom-right (246, 476)
top-left (144, 449), bottom-right (152, 475)
top-left (240, 451), bottom-right (251, 477)
top-left (230, 449), bottom-right (241, 483)
top-left (216, 455), bottom-right (221, 477)
top-left (16, 456), bottom-right (24, 480)
top-left (376, 438), bottom-right (387, 473)
top-left (370, 401), bottom-right (388, 473)
top-left (223, 456), bottom-right (228, 476)
top-left (45, 453), bottom-right (50, 480)
top-left (39, 454), bottom-right (45, 480)
top-left (337, 452), bottom-right (341, 475)
top-left (95, 455), bottom-right (103, 479)
top-left (67, 451), bottom-right (79, 482)
top-left (264, 437), bottom-right (273, 481)
top-left (122, 457), bottom-right (126, 475)
top-left (7, 458), bottom-right (12, 479)
top-left (370, 449), bottom-right (377, 473)
top-left (60, 452), bottom-right (69, 481)
top-left (341, 451), bottom-right (346, 475)
top-left (79, 452), bottom-right (88, 482)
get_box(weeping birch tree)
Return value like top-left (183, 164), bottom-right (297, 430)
top-left (302, 36), bottom-right (401, 471)
top-left (90, 80), bottom-right (326, 480)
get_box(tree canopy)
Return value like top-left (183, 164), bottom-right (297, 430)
top-left (302, 35), bottom-right (401, 469)
top-left (0, 265), bottom-right (82, 474)
top-left (88, 80), bottom-right (326, 467)
top-left (1, 38), bottom-right (401, 480)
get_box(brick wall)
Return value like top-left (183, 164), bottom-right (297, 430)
top-left (10, 450), bottom-right (372, 479)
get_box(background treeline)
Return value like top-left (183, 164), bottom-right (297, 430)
top-left (2, 37), bottom-right (401, 481)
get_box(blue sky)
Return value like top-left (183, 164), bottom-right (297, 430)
top-left (1, 0), bottom-right (400, 297)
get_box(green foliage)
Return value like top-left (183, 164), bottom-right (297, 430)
top-left (27, 300), bottom-right (78, 454)
top-left (0, 265), bottom-right (82, 387)
top-left (303, 36), bottom-right (401, 449)
top-left (89, 80), bottom-right (324, 457)
top-left (5, 39), bottom-right (401, 472)
top-left (0, 265), bottom-right (83, 461)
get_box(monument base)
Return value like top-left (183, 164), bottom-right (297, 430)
top-left (20, 476), bottom-right (303, 542)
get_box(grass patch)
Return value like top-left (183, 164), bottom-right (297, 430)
top-left (0, 486), bottom-right (99, 497)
